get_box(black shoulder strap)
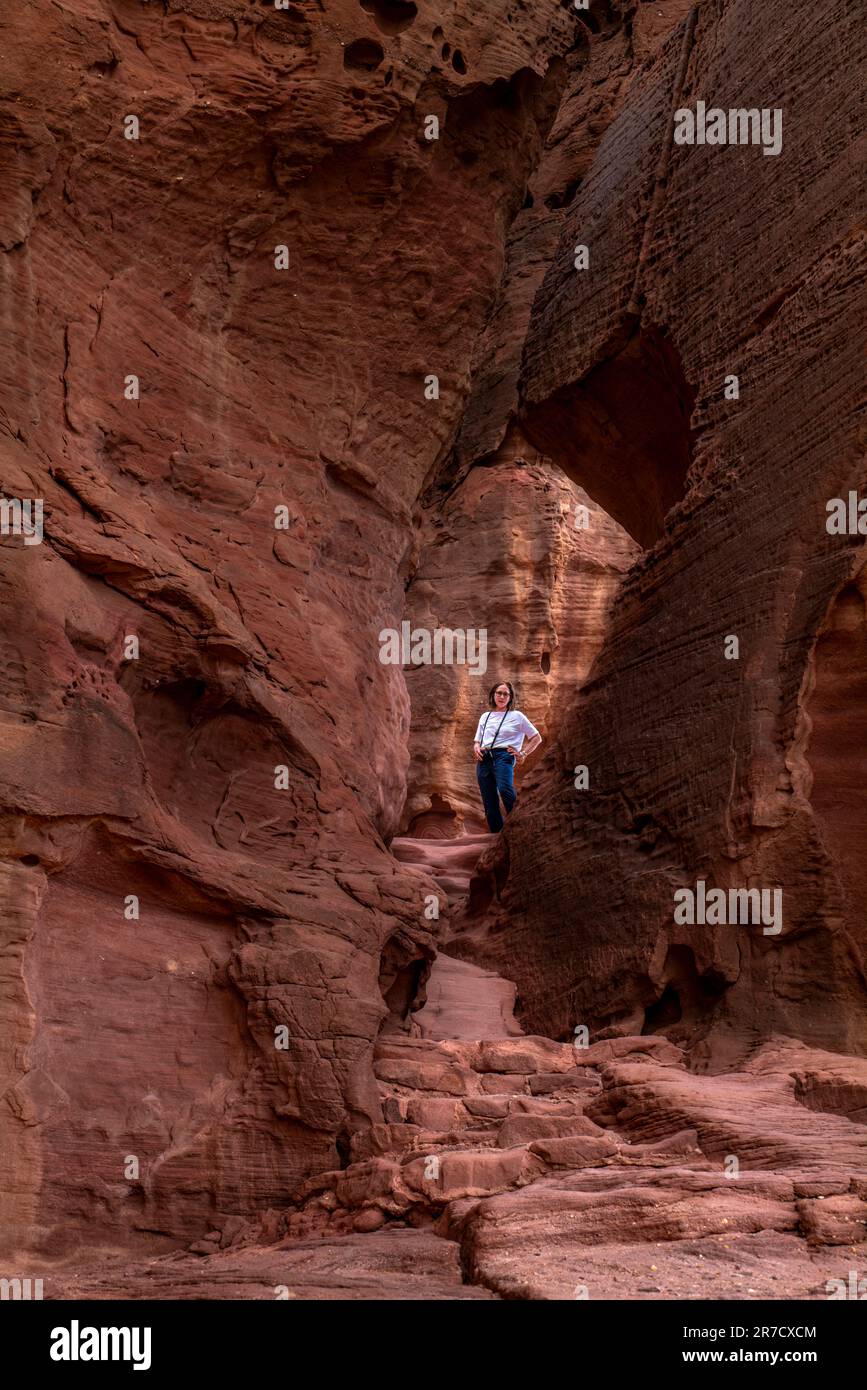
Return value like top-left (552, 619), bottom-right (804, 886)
top-left (480, 708), bottom-right (510, 749)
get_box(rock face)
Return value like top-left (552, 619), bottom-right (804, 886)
top-left (43, 1033), bottom-right (867, 1300)
top-left (0, 0), bottom-right (580, 1257)
top-left (1, 0), bottom-right (865, 1300)
top-left (453, 0), bottom-right (867, 1066)
top-left (403, 454), bottom-right (638, 836)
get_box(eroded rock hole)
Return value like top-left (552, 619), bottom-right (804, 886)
top-left (378, 932), bottom-right (429, 1034)
top-left (408, 792), bottom-right (458, 838)
top-left (344, 38), bottom-right (385, 71)
top-left (520, 326), bottom-right (696, 547)
top-left (540, 651), bottom-right (551, 674)
top-left (642, 945), bottom-right (728, 1036)
top-left (643, 983), bottom-right (682, 1032)
top-left (360, 0), bottom-right (417, 35)
top-left (452, 49), bottom-right (467, 74)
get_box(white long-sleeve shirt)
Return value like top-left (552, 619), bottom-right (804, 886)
top-left (474, 709), bottom-right (540, 751)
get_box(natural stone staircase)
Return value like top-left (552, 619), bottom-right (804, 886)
top-left (150, 839), bottom-right (867, 1299)
top-left (390, 831), bottom-right (497, 908)
top-left (56, 1032), bottom-right (867, 1300)
top-left (273, 1032), bottom-right (867, 1299)
top-left (249, 830), bottom-right (867, 1296)
top-left (284, 1034), bottom-right (698, 1238)
top-left (389, 830), bottom-right (520, 1039)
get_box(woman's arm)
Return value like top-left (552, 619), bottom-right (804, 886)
top-left (473, 713), bottom-right (486, 761)
top-left (518, 734), bottom-right (541, 762)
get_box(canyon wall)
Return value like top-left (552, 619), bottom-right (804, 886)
top-left (402, 453), bottom-right (637, 836)
top-left (456, 0), bottom-right (867, 1069)
top-left (0, 0), bottom-right (585, 1255)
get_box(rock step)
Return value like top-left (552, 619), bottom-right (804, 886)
top-left (390, 833), bottom-right (497, 907)
top-left (413, 955), bottom-right (524, 1040)
top-left (288, 1127), bottom-right (710, 1234)
top-left (373, 1034), bottom-right (586, 1092)
top-left (280, 1036), bottom-right (713, 1236)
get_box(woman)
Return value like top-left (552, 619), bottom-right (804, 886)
top-left (473, 680), bottom-right (542, 833)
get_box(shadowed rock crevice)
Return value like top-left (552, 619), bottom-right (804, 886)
top-left (360, 0), bottom-right (418, 36)
top-left (805, 566), bottom-right (867, 961)
top-left (378, 930), bottom-right (433, 1034)
top-left (519, 325), bottom-right (697, 547)
top-left (641, 946), bottom-right (730, 1039)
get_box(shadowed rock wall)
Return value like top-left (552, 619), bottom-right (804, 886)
top-left (456, 0), bottom-right (867, 1068)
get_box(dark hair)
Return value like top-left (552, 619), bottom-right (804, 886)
top-left (487, 680), bottom-right (516, 710)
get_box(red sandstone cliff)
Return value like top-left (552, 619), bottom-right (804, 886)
top-left (456, 0), bottom-right (867, 1072)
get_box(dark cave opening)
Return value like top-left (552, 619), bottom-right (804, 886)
top-left (643, 983), bottom-right (682, 1032)
top-left (641, 945), bottom-right (729, 1037)
top-left (520, 326), bottom-right (697, 548)
top-left (360, 0), bottom-right (417, 35)
top-left (377, 931), bottom-right (430, 1035)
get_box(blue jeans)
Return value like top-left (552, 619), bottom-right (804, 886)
top-left (476, 749), bottom-right (517, 832)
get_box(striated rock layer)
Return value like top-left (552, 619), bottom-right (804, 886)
top-left (0, 0), bottom-right (864, 1289)
top-left (403, 453), bottom-right (637, 836)
top-left (453, 0), bottom-right (867, 1067)
top-left (41, 1033), bottom-right (867, 1299)
top-left (0, 0), bottom-right (580, 1257)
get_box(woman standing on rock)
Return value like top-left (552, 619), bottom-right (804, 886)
top-left (473, 681), bottom-right (541, 833)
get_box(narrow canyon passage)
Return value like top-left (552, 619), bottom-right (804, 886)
top-left (1, 0), bottom-right (864, 1316)
top-left (384, 456), bottom-right (640, 1045)
top-left (388, 830), bottom-right (520, 1039)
